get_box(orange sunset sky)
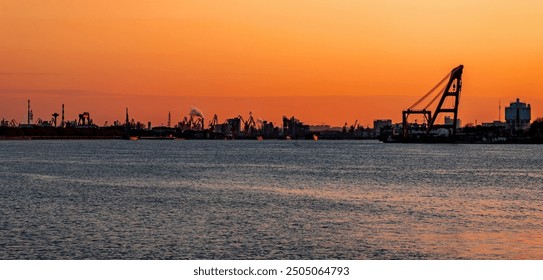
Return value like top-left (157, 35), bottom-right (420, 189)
top-left (1, 0), bottom-right (543, 127)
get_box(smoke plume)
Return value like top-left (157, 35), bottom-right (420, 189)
top-left (189, 106), bottom-right (204, 118)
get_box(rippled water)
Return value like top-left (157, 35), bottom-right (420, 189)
top-left (1, 140), bottom-right (542, 259)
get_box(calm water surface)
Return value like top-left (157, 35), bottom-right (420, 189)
top-left (1, 140), bottom-right (542, 259)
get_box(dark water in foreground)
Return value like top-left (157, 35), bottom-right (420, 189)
top-left (1, 140), bottom-right (542, 259)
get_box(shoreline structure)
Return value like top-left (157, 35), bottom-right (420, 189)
top-left (2, 66), bottom-right (542, 142)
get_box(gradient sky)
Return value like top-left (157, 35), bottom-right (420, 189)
top-left (1, 0), bottom-right (543, 126)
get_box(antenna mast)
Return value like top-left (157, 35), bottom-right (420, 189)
top-left (499, 100), bottom-right (501, 122)
top-left (27, 99), bottom-right (31, 125)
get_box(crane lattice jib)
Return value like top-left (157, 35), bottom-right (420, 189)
top-left (427, 65), bottom-right (463, 136)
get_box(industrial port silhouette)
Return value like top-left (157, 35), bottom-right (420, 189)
top-left (2, 66), bottom-right (543, 143)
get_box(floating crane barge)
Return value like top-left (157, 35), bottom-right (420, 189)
top-left (381, 65), bottom-right (464, 143)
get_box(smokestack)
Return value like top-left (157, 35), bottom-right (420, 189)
top-left (27, 99), bottom-right (30, 125)
top-left (61, 104), bottom-right (65, 127)
top-left (168, 111), bottom-right (171, 128)
top-left (125, 108), bottom-right (129, 126)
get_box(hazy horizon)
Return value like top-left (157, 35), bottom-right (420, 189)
top-left (2, 1), bottom-right (542, 126)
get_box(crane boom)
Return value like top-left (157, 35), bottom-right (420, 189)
top-left (402, 65), bottom-right (463, 140)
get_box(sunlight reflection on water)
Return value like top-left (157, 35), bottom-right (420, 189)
top-left (1, 140), bottom-right (542, 259)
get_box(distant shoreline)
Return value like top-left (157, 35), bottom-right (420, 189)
top-left (0, 136), bottom-right (542, 144)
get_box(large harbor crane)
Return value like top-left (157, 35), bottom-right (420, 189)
top-left (402, 65), bottom-right (463, 140)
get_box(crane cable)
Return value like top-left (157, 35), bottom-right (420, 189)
top-left (424, 84), bottom-right (448, 110)
top-left (409, 72), bottom-right (451, 110)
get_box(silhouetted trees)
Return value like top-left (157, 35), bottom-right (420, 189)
top-left (529, 118), bottom-right (543, 139)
